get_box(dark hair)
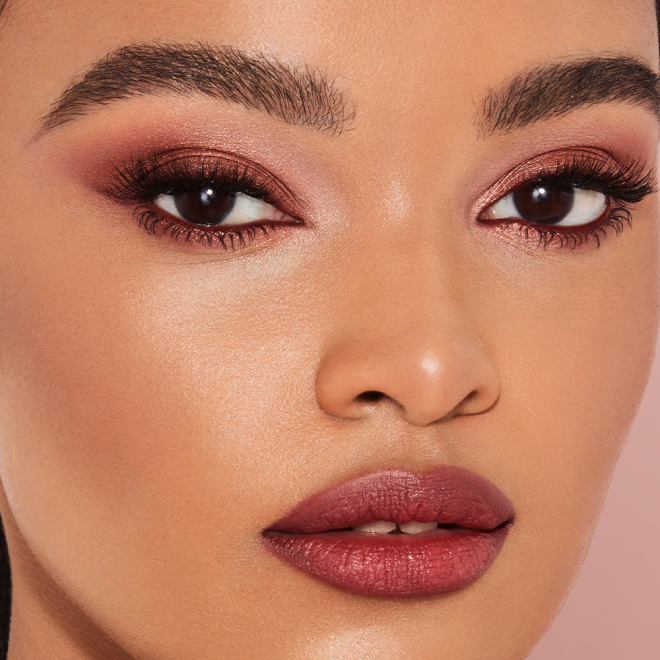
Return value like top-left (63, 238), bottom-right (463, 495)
top-left (0, 1), bottom-right (657, 658)
top-left (0, 2), bottom-right (14, 645)
top-left (0, 527), bottom-right (7, 659)
top-left (0, 6), bottom-right (10, 641)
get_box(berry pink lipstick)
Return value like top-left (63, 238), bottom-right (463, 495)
top-left (262, 466), bottom-right (514, 598)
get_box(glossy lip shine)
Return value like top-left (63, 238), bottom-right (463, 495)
top-left (262, 466), bottom-right (515, 598)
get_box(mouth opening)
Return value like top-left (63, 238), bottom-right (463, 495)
top-left (261, 467), bottom-right (514, 597)
top-left (270, 521), bottom-right (493, 536)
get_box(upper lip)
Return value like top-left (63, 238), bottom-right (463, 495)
top-left (268, 466), bottom-right (514, 534)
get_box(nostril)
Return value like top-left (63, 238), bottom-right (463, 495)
top-left (356, 390), bottom-right (385, 404)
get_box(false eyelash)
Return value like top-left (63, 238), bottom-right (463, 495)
top-left (515, 152), bottom-right (656, 202)
top-left (108, 150), bottom-right (285, 205)
top-left (135, 209), bottom-right (280, 249)
top-left (492, 153), bottom-right (656, 249)
top-left (106, 150), bottom-right (296, 248)
top-left (502, 205), bottom-right (633, 249)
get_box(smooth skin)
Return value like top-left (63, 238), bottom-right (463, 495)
top-left (0, 1), bottom-right (658, 658)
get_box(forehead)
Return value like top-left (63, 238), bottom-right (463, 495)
top-left (3, 1), bottom-right (657, 74)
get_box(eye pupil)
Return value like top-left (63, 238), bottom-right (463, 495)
top-left (173, 187), bottom-right (236, 226)
top-left (513, 184), bottom-right (574, 225)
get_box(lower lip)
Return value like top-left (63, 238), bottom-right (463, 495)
top-left (263, 523), bottom-right (512, 598)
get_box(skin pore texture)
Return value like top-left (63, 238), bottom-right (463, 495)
top-left (0, 0), bottom-right (658, 658)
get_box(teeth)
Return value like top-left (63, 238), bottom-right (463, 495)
top-left (399, 521), bottom-right (438, 535)
top-left (352, 520), bottom-right (440, 534)
top-left (353, 521), bottom-right (397, 534)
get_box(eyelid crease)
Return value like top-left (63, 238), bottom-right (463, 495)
top-left (104, 148), bottom-right (305, 252)
top-left (477, 149), bottom-right (656, 213)
top-left (104, 148), bottom-right (306, 231)
top-left (106, 146), bottom-right (655, 254)
top-left (476, 149), bottom-right (657, 251)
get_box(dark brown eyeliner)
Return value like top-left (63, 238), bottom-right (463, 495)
top-left (106, 149), bottom-right (303, 250)
top-left (478, 150), bottom-right (656, 250)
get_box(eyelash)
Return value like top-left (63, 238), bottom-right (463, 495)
top-left (107, 151), bottom-right (299, 249)
top-left (107, 150), bottom-right (656, 252)
top-left (481, 153), bottom-right (656, 249)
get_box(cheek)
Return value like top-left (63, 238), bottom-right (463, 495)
top-left (480, 208), bottom-right (660, 608)
top-left (0, 197), bottom-right (323, 633)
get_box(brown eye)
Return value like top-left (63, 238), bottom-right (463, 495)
top-left (172, 187), bottom-right (237, 226)
top-left (481, 184), bottom-right (607, 228)
top-left (154, 190), bottom-right (290, 227)
top-left (512, 184), bottom-right (574, 225)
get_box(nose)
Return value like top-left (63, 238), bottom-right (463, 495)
top-left (314, 253), bottom-right (500, 427)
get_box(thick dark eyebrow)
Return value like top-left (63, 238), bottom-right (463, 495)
top-left (479, 56), bottom-right (660, 135)
top-left (39, 42), bottom-right (354, 136)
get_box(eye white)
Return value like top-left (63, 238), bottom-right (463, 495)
top-left (483, 187), bottom-right (607, 227)
top-left (154, 192), bottom-right (285, 225)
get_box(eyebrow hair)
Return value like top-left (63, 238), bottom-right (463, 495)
top-left (0, 0), bottom-right (10, 23)
top-left (39, 42), bottom-right (355, 136)
top-left (479, 56), bottom-right (660, 135)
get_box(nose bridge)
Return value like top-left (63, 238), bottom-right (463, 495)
top-left (332, 154), bottom-right (462, 332)
top-left (315, 233), bottom-right (500, 426)
top-left (332, 223), bottom-right (466, 346)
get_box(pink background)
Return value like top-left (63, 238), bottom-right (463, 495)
top-left (529, 333), bottom-right (660, 658)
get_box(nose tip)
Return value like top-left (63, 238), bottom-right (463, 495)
top-left (315, 339), bottom-right (500, 426)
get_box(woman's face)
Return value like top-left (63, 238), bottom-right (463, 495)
top-left (0, 0), bottom-right (658, 658)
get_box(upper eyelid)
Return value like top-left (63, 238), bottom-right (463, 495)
top-left (107, 149), bottom-right (300, 206)
top-left (478, 150), bottom-right (606, 207)
top-left (469, 150), bottom-right (656, 250)
top-left (474, 149), bottom-right (653, 214)
top-left (105, 146), bottom-right (654, 232)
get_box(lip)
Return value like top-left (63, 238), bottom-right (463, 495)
top-left (262, 466), bottom-right (514, 598)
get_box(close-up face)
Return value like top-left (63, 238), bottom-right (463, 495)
top-left (0, 1), bottom-right (658, 658)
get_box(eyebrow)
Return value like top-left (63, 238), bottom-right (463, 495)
top-left (39, 42), bottom-right (354, 136)
top-left (479, 56), bottom-right (660, 135)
